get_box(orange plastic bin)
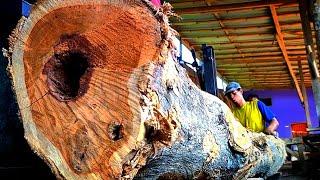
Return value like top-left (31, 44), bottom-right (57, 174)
top-left (290, 122), bottom-right (308, 137)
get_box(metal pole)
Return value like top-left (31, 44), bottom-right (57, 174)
top-left (202, 44), bottom-right (218, 96)
top-left (299, 0), bottom-right (320, 126)
top-left (298, 59), bottom-right (312, 128)
top-left (312, 0), bottom-right (320, 66)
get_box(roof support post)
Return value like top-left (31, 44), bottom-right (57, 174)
top-left (298, 59), bottom-right (312, 128)
top-left (299, 0), bottom-right (320, 127)
top-left (311, 0), bottom-right (320, 66)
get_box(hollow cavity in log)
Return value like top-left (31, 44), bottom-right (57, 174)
top-left (43, 34), bottom-right (93, 101)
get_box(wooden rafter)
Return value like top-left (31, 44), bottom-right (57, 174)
top-left (173, 0), bottom-right (297, 14)
top-left (173, 12), bottom-right (299, 25)
top-left (222, 71), bottom-right (292, 75)
top-left (181, 32), bottom-right (302, 39)
top-left (201, 0), bottom-right (246, 62)
top-left (217, 51), bottom-right (282, 57)
top-left (227, 75), bottom-right (291, 78)
top-left (218, 61), bottom-right (285, 67)
top-left (174, 22), bottom-right (302, 32)
top-left (183, 36), bottom-right (306, 45)
top-left (218, 56), bottom-right (304, 62)
top-left (212, 12), bottom-right (245, 58)
top-left (192, 39), bottom-right (302, 49)
top-left (212, 46), bottom-right (281, 52)
top-left (270, 5), bottom-right (304, 103)
top-left (178, 25), bottom-right (274, 34)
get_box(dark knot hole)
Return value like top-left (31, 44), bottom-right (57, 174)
top-left (108, 123), bottom-right (124, 141)
top-left (44, 52), bottom-right (89, 101)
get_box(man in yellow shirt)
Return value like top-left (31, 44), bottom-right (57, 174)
top-left (225, 82), bottom-right (279, 135)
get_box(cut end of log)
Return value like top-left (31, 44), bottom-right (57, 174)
top-left (7, 0), bottom-right (286, 179)
top-left (9, 0), bottom-right (166, 178)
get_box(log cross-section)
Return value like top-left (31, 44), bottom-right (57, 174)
top-left (270, 5), bottom-right (304, 104)
top-left (5, 0), bottom-right (286, 179)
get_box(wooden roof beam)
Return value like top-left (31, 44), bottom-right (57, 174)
top-left (211, 12), bottom-right (245, 58)
top-left (191, 39), bottom-right (302, 47)
top-left (217, 62), bottom-right (285, 67)
top-left (218, 56), bottom-right (306, 62)
top-left (174, 22), bottom-right (302, 32)
top-left (194, 44), bottom-right (304, 51)
top-left (178, 25), bottom-right (274, 35)
top-left (226, 75), bottom-right (291, 78)
top-left (173, 12), bottom-right (299, 25)
top-left (182, 32), bottom-right (301, 39)
top-left (185, 36), bottom-right (305, 45)
top-left (216, 51), bottom-right (283, 57)
top-left (173, 0), bottom-right (297, 14)
top-left (270, 5), bottom-right (304, 103)
top-left (221, 70), bottom-right (289, 75)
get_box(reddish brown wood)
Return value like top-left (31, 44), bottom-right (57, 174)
top-left (6, 0), bottom-right (287, 179)
top-left (8, 0), bottom-right (162, 178)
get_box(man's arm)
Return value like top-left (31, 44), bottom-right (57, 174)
top-left (256, 101), bottom-right (279, 135)
top-left (264, 117), bottom-right (279, 135)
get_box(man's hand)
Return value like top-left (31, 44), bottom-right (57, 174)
top-left (264, 128), bottom-right (274, 135)
top-left (264, 118), bottom-right (279, 136)
top-left (264, 128), bottom-right (279, 137)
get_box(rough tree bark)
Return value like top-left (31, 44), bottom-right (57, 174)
top-left (4, 0), bottom-right (286, 179)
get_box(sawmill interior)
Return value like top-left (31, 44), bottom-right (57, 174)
top-left (0, 0), bottom-right (320, 179)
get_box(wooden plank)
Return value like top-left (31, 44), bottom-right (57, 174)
top-left (216, 52), bottom-right (283, 59)
top-left (182, 32), bottom-right (276, 39)
top-left (212, 12), bottom-right (245, 58)
top-left (218, 66), bottom-right (286, 71)
top-left (215, 47), bottom-right (281, 54)
top-left (175, 24), bottom-right (304, 34)
top-left (173, 12), bottom-right (299, 25)
top-left (225, 74), bottom-right (290, 78)
top-left (219, 60), bottom-right (309, 66)
top-left (217, 56), bottom-right (303, 62)
top-left (175, 22), bottom-right (302, 33)
top-left (184, 36), bottom-right (307, 45)
top-left (173, 0), bottom-right (297, 14)
top-left (221, 70), bottom-right (288, 74)
top-left (270, 5), bottom-right (304, 104)
top-left (178, 25), bottom-right (274, 35)
top-left (217, 61), bottom-right (285, 67)
top-left (217, 58), bottom-right (284, 64)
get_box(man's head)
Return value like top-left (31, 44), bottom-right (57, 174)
top-left (225, 82), bottom-right (245, 107)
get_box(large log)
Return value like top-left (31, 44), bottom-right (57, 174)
top-left (4, 0), bottom-right (286, 179)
